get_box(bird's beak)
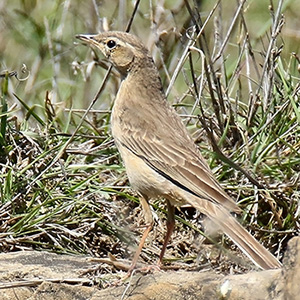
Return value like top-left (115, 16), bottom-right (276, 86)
top-left (76, 33), bottom-right (109, 59)
top-left (76, 34), bottom-right (98, 46)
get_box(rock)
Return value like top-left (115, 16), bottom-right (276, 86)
top-left (90, 268), bottom-right (282, 300)
top-left (0, 251), bottom-right (97, 300)
top-left (282, 237), bottom-right (300, 299)
top-left (0, 237), bottom-right (299, 300)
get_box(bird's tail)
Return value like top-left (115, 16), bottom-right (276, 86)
top-left (191, 197), bottom-right (281, 270)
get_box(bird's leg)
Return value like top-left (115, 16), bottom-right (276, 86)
top-left (128, 196), bottom-right (153, 274)
top-left (158, 199), bottom-right (175, 265)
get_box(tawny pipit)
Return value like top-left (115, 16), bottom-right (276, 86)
top-left (76, 31), bottom-right (281, 271)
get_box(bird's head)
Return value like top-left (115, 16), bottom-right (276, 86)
top-left (76, 31), bottom-right (149, 76)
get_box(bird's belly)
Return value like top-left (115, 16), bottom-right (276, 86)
top-left (117, 143), bottom-right (186, 206)
top-left (120, 145), bottom-right (166, 197)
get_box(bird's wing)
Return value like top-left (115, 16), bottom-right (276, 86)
top-left (118, 104), bottom-right (239, 212)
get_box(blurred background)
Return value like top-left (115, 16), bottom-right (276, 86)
top-left (1, 0), bottom-right (299, 120)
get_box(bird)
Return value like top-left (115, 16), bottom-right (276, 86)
top-left (76, 31), bottom-right (281, 272)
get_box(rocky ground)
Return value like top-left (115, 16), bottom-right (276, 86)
top-left (0, 237), bottom-right (299, 300)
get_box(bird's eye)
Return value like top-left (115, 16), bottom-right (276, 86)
top-left (107, 40), bottom-right (116, 49)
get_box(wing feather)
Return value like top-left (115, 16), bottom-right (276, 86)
top-left (120, 125), bottom-right (239, 212)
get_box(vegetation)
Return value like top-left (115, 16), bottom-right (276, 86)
top-left (0, 0), bottom-right (299, 277)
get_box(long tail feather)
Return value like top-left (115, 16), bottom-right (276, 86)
top-left (191, 197), bottom-right (281, 269)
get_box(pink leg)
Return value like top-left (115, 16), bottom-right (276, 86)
top-left (158, 200), bottom-right (175, 265)
top-left (128, 196), bottom-right (153, 274)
